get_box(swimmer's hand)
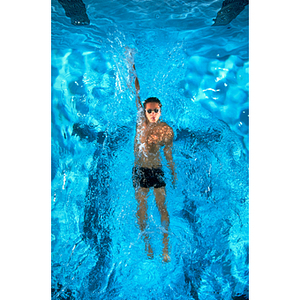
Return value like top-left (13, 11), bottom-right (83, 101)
top-left (125, 46), bottom-right (137, 64)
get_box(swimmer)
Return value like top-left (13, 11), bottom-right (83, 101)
top-left (128, 50), bottom-right (177, 262)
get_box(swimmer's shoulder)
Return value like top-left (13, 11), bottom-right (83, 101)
top-left (158, 122), bottom-right (174, 144)
top-left (160, 122), bottom-right (174, 134)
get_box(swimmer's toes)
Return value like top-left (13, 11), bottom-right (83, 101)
top-left (147, 252), bottom-right (154, 260)
top-left (146, 242), bottom-right (154, 259)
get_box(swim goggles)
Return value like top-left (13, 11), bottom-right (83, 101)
top-left (145, 108), bottom-right (160, 114)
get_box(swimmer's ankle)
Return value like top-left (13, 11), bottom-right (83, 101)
top-left (162, 246), bottom-right (170, 263)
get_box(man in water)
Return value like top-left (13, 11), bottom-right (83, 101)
top-left (129, 57), bottom-right (177, 262)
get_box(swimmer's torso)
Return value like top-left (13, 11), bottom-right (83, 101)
top-left (134, 121), bottom-right (173, 168)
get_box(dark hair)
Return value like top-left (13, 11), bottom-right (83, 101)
top-left (143, 97), bottom-right (162, 108)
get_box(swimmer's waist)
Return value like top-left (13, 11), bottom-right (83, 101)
top-left (133, 165), bottom-right (163, 171)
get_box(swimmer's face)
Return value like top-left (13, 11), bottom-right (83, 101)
top-left (145, 102), bottom-right (161, 123)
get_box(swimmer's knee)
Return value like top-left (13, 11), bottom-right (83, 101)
top-left (154, 186), bottom-right (166, 196)
top-left (135, 187), bottom-right (149, 197)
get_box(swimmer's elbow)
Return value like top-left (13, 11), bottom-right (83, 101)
top-left (163, 144), bottom-right (172, 156)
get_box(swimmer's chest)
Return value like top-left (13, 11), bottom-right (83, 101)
top-left (137, 123), bottom-right (166, 147)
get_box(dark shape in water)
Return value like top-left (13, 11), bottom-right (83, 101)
top-left (212, 0), bottom-right (249, 26)
top-left (72, 124), bottom-right (130, 297)
top-left (51, 282), bottom-right (76, 299)
top-left (81, 132), bottom-right (114, 296)
top-left (58, 0), bottom-right (90, 25)
top-left (72, 123), bottom-right (99, 142)
top-left (233, 294), bottom-right (249, 300)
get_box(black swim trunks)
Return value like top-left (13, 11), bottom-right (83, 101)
top-left (132, 166), bottom-right (166, 189)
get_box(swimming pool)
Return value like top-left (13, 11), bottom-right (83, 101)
top-left (51, 0), bottom-right (249, 299)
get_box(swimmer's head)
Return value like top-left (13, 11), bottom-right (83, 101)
top-left (143, 97), bottom-right (162, 123)
top-left (143, 97), bottom-right (162, 109)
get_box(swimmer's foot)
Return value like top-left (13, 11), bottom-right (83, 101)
top-left (163, 253), bottom-right (171, 263)
top-left (145, 242), bottom-right (154, 259)
top-left (162, 247), bottom-right (170, 263)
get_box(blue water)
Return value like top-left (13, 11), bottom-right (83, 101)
top-left (51, 0), bottom-right (249, 299)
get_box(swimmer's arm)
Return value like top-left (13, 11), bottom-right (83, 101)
top-left (125, 46), bottom-right (143, 111)
top-left (133, 63), bottom-right (143, 110)
top-left (163, 129), bottom-right (177, 186)
top-left (164, 143), bottom-right (175, 175)
top-left (126, 48), bottom-right (144, 118)
top-left (131, 63), bottom-right (146, 124)
top-left (133, 132), bottom-right (139, 164)
top-left (126, 48), bottom-right (143, 110)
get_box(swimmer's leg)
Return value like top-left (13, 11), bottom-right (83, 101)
top-left (135, 187), bottom-right (153, 258)
top-left (153, 187), bottom-right (170, 262)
